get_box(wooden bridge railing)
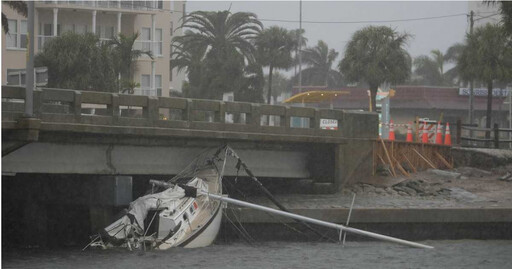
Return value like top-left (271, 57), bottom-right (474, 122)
top-left (2, 86), bottom-right (377, 139)
top-left (456, 119), bottom-right (512, 149)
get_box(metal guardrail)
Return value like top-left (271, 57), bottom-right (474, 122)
top-left (2, 86), bottom-right (377, 140)
top-left (456, 119), bottom-right (512, 149)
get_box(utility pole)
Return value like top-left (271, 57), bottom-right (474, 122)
top-left (25, 1), bottom-right (35, 117)
top-left (468, 10), bottom-right (474, 139)
top-left (298, 0), bottom-right (302, 95)
top-left (298, 0), bottom-right (305, 127)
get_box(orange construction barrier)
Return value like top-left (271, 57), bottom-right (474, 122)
top-left (417, 122), bottom-right (423, 142)
top-left (406, 122), bottom-right (413, 142)
top-left (435, 121), bottom-right (443, 144)
top-left (388, 120), bottom-right (395, 141)
top-left (421, 121), bottom-right (429, 143)
top-left (444, 122), bottom-right (452, 146)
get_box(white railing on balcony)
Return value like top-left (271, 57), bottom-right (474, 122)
top-left (133, 40), bottom-right (162, 56)
top-left (133, 87), bottom-right (158, 97)
top-left (41, 1), bottom-right (162, 11)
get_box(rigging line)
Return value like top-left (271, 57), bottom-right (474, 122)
top-left (258, 13), bottom-right (468, 24)
top-left (223, 210), bottom-right (255, 245)
top-left (223, 179), bottom-right (311, 239)
top-left (229, 207), bottom-right (257, 243)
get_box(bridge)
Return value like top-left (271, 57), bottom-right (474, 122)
top-left (2, 85), bottom-right (378, 191)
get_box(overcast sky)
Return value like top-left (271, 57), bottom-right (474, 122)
top-left (187, 1), bottom-right (470, 72)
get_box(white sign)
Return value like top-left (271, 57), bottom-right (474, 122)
top-left (459, 88), bottom-right (511, 97)
top-left (320, 119), bottom-right (338, 130)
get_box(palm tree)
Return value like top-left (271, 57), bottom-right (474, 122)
top-left (107, 33), bottom-right (153, 92)
top-left (412, 50), bottom-right (445, 86)
top-left (289, 28), bottom-right (308, 78)
top-left (171, 32), bottom-right (207, 98)
top-left (2, 1), bottom-right (27, 33)
top-left (444, 43), bottom-right (465, 84)
top-left (339, 26), bottom-right (411, 112)
top-left (172, 10), bottom-right (262, 99)
top-left (174, 10), bottom-right (262, 63)
top-left (255, 26), bottom-right (295, 104)
top-left (299, 40), bottom-right (343, 87)
top-left (458, 23), bottom-right (512, 140)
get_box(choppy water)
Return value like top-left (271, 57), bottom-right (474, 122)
top-left (3, 240), bottom-right (511, 269)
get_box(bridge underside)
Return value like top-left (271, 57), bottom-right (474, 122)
top-left (2, 142), bottom-right (316, 179)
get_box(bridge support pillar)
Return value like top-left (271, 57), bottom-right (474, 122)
top-left (335, 140), bottom-right (374, 190)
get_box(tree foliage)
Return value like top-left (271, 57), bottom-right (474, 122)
top-left (339, 26), bottom-right (411, 111)
top-left (2, 1), bottom-right (27, 33)
top-left (35, 32), bottom-right (149, 93)
top-left (35, 32), bottom-right (118, 92)
top-left (255, 26), bottom-right (295, 104)
top-left (297, 40), bottom-right (343, 87)
top-left (171, 10), bottom-right (264, 101)
top-left (458, 23), bottom-right (512, 134)
top-left (107, 33), bottom-right (152, 91)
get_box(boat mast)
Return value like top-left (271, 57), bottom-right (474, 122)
top-left (202, 191), bottom-right (434, 249)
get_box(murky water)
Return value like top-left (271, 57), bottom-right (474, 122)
top-left (3, 240), bottom-right (511, 269)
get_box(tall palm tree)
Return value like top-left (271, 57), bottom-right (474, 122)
top-left (458, 23), bottom-right (512, 140)
top-left (2, 1), bottom-right (27, 33)
top-left (289, 28), bottom-right (308, 78)
top-left (339, 26), bottom-right (411, 112)
top-left (299, 40), bottom-right (343, 87)
top-left (108, 33), bottom-right (153, 92)
top-left (174, 10), bottom-right (262, 63)
top-left (172, 10), bottom-right (262, 99)
top-left (255, 26), bottom-right (295, 104)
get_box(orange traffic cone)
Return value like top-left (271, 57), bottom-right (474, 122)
top-left (421, 121), bottom-right (429, 143)
top-left (406, 122), bottom-right (413, 142)
top-left (388, 120), bottom-right (395, 141)
top-left (435, 121), bottom-right (443, 144)
top-left (444, 122), bottom-right (452, 146)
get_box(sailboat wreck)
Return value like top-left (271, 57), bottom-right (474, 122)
top-left (85, 145), bottom-right (433, 250)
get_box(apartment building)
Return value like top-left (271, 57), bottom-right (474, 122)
top-left (1, 0), bottom-right (186, 96)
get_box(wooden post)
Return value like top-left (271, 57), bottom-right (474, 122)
top-left (380, 139), bottom-right (396, 177)
top-left (494, 123), bottom-right (500, 149)
top-left (456, 118), bottom-right (462, 146)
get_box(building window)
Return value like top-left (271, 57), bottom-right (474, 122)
top-left (155, 28), bottom-right (162, 56)
top-left (7, 68), bottom-right (48, 86)
top-left (140, 27), bottom-right (151, 52)
top-left (141, 74), bottom-right (150, 88)
top-left (170, 21), bottom-right (173, 36)
top-left (38, 23), bottom-right (60, 51)
top-left (20, 20), bottom-right (27, 48)
top-left (75, 24), bottom-right (88, 34)
top-left (6, 20), bottom-right (18, 48)
top-left (6, 19), bottom-right (28, 49)
top-left (157, 0), bottom-right (163, 9)
top-left (97, 25), bottom-right (115, 40)
top-left (155, 75), bottom-right (162, 96)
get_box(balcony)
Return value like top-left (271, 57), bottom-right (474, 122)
top-left (38, 1), bottom-right (163, 12)
top-left (133, 40), bottom-right (162, 57)
top-left (134, 87), bottom-right (160, 97)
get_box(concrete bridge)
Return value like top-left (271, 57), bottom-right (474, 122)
top-left (2, 85), bottom-right (378, 190)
